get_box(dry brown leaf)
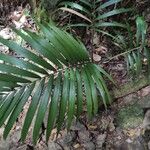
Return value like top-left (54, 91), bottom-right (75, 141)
top-left (93, 53), bottom-right (101, 62)
top-left (73, 143), bottom-right (81, 149)
top-left (88, 125), bottom-right (97, 130)
top-left (95, 46), bottom-right (108, 54)
top-left (140, 86), bottom-right (150, 97)
top-left (0, 28), bottom-right (11, 39)
top-left (93, 32), bottom-right (100, 45)
top-left (10, 11), bottom-right (23, 21)
top-left (19, 15), bottom-right (27, 24)
top-left (59, 7), bottom-right (92, 23)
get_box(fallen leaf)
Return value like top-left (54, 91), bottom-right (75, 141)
top-left (124, 129), bottom-right (137, 137)
top-left (140, 86), bottom-right (150, 97)
top-left (109, 122), bottom-right (115, 132)
top-left (95, 46), bottom-right (108, 54)
top-left (20, 15), bottom-right (27, 24)
top-left (73, 143), bottom-right (81, 149)
top-left (88, 125), bottom-right (97, 130)
top-left (12, 20), bottom-right (23, 29)
top-left (93, 53), bottom-right (101, 62)
top-left (59, 7), bottom-right (91, 23)
top-left (0, 28), bottom-right (12, 39)
top-left (93, 32), bottom-right (100, 45)
top-left (10, 11), bottom-right (23, 21)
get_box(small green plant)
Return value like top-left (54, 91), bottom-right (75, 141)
top-left (113, 17), bottom-right (148, 77)
top-left (0, 22), bottom-right (113, 144)
top-left (58, 0), bottom-right (133, 60)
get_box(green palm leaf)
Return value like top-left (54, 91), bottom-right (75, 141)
top-left (34, 76), bottom-right (54, 144)
top-left (3, 83), bottom-right (35, 139)
top-left (96, 0), bottom-right (122, 11)
top-left (0, 23), bottom-right (113, 144)
top-left (113, 17), bottom-right (147, 77)
top-left (59, 0), bottom-right (131, 31)
top-left (96, 8), bottom-right (133, 20)
top-left (59, 1), bottom-right (90, 15)
top-left (21, 79), bottom-right (45, 141)
top-left (57, 70), bottom-right (70, 133)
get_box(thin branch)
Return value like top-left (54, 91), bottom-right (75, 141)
top-left (108, 46), bottom-right (141, 60)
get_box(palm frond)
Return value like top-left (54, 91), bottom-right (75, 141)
top-left (127, 17), bottom-right (147, 76)
top-left (113, 17), bottom-right (147, 77)
top-left (0, 23), bottom-right (113, 144)
top-left (59, 0), bottom-right (131, 30)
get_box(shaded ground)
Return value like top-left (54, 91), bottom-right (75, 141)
top-left (0, 86), bottom-right (150, 150)
top-left (0, 1), bottom-right (150, 150)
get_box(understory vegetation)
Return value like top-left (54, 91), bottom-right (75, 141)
top-left (0, 0), bottom-right (149, 145)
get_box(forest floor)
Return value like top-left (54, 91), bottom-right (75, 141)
top-left (0, 1), bottom-right (150, 150)
top-left (0, 82), bottom-right (150, 150)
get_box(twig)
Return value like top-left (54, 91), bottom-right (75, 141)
top-left (108, 46), bottom-right (141, 60)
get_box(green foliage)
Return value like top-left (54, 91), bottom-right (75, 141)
top-left (0, 23), bottom-right (113, 144)
top-left (59, 0), bottom-right (132, 30)
top-left (114, 17), bottom-right (148, 77)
